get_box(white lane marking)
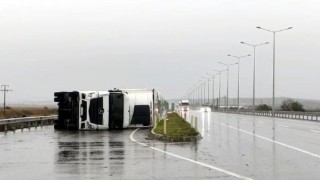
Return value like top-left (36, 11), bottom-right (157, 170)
top-left (310, 130), bottom-right (320, 134)
top-left (278, 125), bottom-right (289, 128)
top-left (216, 122), bottom-right (320, 159)
top-left (130, 128), bottom-right (253, 180)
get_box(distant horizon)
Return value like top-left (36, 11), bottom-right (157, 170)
top-left (4, 96), bottom-right (320, 110)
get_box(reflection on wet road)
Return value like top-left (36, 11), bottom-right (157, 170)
top-left (1, 111), bottom-right (320, 179)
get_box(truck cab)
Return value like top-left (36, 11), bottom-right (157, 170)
top-left (54, 90), bottom-right (130, 130)
top-left (179, 100), bottom-right (190, 112)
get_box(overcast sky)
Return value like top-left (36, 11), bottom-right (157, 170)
top-left (0, 0), bottom-right (319, 103)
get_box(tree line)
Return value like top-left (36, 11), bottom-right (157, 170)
top-left (256, 98), bottom-right (305, 112)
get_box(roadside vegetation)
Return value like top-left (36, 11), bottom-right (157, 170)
top-left (255, 99), bottom-right (306, 112)
top-left (280, 98), bottom-right (305, 112)
top-left (154, 112), bottom-right (198, 138)
top-left (0, 107), bottom-right (57, 119)
top-left (256, 104), bottom-right (272, 111)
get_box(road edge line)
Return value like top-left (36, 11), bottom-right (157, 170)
top-left (130, 128), bottom-right (253, 180)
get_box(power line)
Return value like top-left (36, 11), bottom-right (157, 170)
top-left (0, 85), bottom-right (12, 117)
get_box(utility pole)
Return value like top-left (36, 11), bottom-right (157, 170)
top-left (0, 85), bottom-right (12, 117)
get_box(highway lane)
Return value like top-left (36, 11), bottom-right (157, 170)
top-left (188, 111), bottom-right (320, 156)
top-left (0, 126), bottom-right (236, 179)
top-left (1, 112), bottom-right (320, 179)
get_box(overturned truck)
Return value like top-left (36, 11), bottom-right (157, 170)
top-left (54, 89), bottom-right (168, 130)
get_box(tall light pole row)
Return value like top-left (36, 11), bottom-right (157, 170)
top-left (187, 65), bottom-right (234, 110)
top-left (184, 26), bottom-right (292, 117)
top-left (227, 54), bottom-right (250, 111)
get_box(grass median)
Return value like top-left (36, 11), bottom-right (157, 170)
top-left (154, 112), bottom-right (199, 138)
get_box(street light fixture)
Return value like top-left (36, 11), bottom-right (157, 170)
top-left (213, 69), bottom-right (227, 109)
top-left (240, 41), bottom-right (269, 115)
top-left (218, 62), bottom-right (238, 109)
top-left (227, 54), bottom-right (251, 112)
top-left (257, 26), bottom-right (293, 117)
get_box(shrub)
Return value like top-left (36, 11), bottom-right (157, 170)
top-left (256, 104), bottom-right (272, 111)
top-left (280, 98), bottom-right (305, 112)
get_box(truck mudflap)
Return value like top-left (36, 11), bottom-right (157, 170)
top-left (54, 91), bottom-right (80, 130)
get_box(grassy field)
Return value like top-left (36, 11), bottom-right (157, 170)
top-left (154, 112), bottom-right (198, 137)
top-left (0, 107), bottom-right (57, 119)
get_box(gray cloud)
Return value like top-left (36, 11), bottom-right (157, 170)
top-left (0, 0), bottom-right (319, 103)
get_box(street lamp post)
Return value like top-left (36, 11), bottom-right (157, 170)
top-left (191, 87), bottom-right (194, 105)
top-left (227, 54), bottom-right (251, 112)
top-left (203, 80), bottom-right (206, 105)
top-left (207, 73), bottom-right (215, 108)
top-left (257, 26), bottom-right (293, 117)
top-left (200, 77), bottom-right (207, 106)
top-left (240, 41), bottom-right (269, 115)
top-left (212, 69), bottom-right (227, 110)
top-left (199, 79), bottom-right (205, 106)
top-left (209, 73), bottom-right (215, 108)
top-left (198, 84), bottom-right (201, 105)
top-left (204, 77), bottom-right (210, 105)
top-left (193, 85), bottom-right (197, 106)
top-left (207, 78), bottom-right (210, 105)
top-left (189, 86), bottom-right (195, 105)
top-left (196, 84), bottom-right (200, 105)
top-left (218, 62), bottom-right (238, 110)
top-left (197, 81), bottom-right (203, 106)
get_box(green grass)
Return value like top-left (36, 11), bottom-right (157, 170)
top-left (154, 112), bottom-right (199, 137)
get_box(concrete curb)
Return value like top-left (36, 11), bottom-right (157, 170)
top-left (149, 127), bottom-right (202, 142)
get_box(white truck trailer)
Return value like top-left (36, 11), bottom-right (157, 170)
top-left (54, 89), bottom-right (168, 130)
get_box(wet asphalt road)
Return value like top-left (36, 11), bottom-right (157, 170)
top-left (1, 111), bottom-right (320, 179)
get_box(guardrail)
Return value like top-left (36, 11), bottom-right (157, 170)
top-left (217, 109), bottom-right (320, 121)
top-left (0, 115), bottom-right (57, 132)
